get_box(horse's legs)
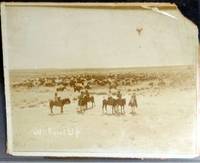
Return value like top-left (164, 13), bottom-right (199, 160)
top-left (123, 105), bottom-right (125, 114)
top-left (112, 105), bottom-right (114, 114)
top-left (49, 103), bottom-right (53, 114)
top-left (131, 106), bottom-right (134, 113)
top-left (50, 106), bottom-right (53, 114)
top-left (123, 106), bottom-right (125, 114)
top-left (102, 105), bottom-right (104, 114)
top-left (134, 106), bottom-right (136, 113)
top-left (61, 106), bottom-right (64, 113)
top-left (93, 100), bottom-right (95, 107)
top-left (115, 106), bottom-right (118, 114)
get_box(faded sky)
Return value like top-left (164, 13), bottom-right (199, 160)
top-left (3, 5), bottom-right (198, 69)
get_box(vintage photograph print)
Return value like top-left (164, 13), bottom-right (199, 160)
top-left (1, 3), bottom-right (199, 158)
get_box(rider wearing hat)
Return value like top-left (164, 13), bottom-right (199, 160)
top-left (79, 91), bottom-right (85, 99)
top-left (85, 89), bottom-right (90, 99)
top-left (116, 90), bottom-right (122, 99)
top-left (54, 92), bottom-right (60, 102)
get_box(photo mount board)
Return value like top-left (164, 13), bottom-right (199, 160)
top-left (1, 2), bottom-right (200, 158)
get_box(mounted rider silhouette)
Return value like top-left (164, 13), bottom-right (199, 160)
top-left (54, 92), bottom-right (61, 103)
top-left (116, 90), bottom-right (122, 100)
top-left (85, 89), bottom-right (90, 99)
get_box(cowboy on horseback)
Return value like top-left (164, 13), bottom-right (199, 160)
top-left (116, 90), bottom-right (122, 99)
top-left (78, 91), bottom-right (85, 102)
top-left (107, 91), bottom-right (112, 101)
top-left (77, 91), bottom-right (85, 112)
top-left (54, 92), bottom-right (61, 103)
top-left (85, 89), bottom-right (90, 99)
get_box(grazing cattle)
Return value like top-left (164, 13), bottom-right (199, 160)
top-left (23, 82), bottom-right (33, 88)
top-left (149, 82), bottom-right (154, 87)
top-left (84, 85), bottom-right (90, 90)
top-left (12, 82), bottom-right (23, 88)
top-left (49, 98), bottom-right (71, 114)
top-left (74, 85), bottom-right (83, 92)
top-left (109, 83), bottom-right (118, 90)
top-left (69, 80), bottom-right (76, 87)
top-left (45, 82), bottom-right (55, 87)
top-left (56, 86), bottom-right (66, 92)
top-left (158, 80), bottom-right (166, 87)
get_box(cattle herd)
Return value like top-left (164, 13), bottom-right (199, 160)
top-left (11, 71), bottom-right (168, 115)
top-left (11, 72), bottom-right (166, 91)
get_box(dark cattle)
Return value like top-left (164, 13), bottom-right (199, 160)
top-left (74, 85), bottom-right (83, 92)
top-left (45, 82), bottom-right (55, 87)
top-left (56, 86), bottom-right (66, 92)
top-left (70, 80), bottom-right (76, 87)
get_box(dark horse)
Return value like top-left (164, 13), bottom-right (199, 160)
top-left (78, 95), bottom-right (95, 112)
top-left (56, 86), bottom-right (66, 92)
top-left (102, 97), bottom-right (117, 114)
top-left (102, 97), bottom-right (126, 115)
top-left (49, 98), bottom-right (71, 114)
top-left (116, 98), bottom-right (126, 114)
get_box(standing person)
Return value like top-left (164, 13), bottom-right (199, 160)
top-left (128, 93), bottom-right (138, 113)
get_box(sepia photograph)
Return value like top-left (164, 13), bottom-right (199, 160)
top-left (1, 3), bottom-right (199, 158)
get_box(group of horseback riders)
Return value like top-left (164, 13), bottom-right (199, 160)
top-left (103, 90), bottom-right (138, 114)
top-left (52, 89), bottom-right (138, 114)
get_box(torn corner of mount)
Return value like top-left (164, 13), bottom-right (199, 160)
top-left (141, 5), bottom-right (177, 20)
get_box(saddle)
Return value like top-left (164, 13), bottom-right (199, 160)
top-left (55, 97), bottom-right (61, 103)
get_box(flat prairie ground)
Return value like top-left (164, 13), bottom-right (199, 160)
top-left (8, 66), bottom-right (197, 156)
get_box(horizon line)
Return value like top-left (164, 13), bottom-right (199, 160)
top-left (9, 64), bottom-right (194, 71)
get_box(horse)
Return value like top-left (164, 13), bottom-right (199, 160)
top-left (85, 95), bottom-right (95, 109)
top-left (49, 98), bottom-right (71, 114)
top-left (102, 97), bottom-right (118, 114)
top-left (78, 95), bottom-right (95, 112)
top-left (115, 98), bottom-right (126, 114)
